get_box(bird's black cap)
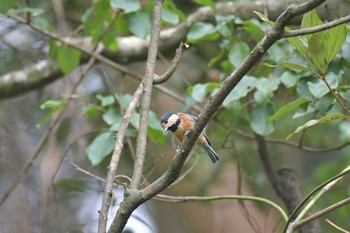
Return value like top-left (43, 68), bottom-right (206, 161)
top-left (160, 112), bottom-right (177, 123)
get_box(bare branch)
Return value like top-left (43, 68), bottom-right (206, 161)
top-left (234, 128), bottom-right (350, 153)
top-left (326, 219), bottom-right (350, 233)
top-left (153, 41), bottom-right (188, 85)
top-left (294, 197), bottom-right (350, 229)
top-left (282, 14), bottom-right (350, 38)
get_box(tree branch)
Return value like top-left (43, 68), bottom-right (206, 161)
top-left (282, 14), bottom-right (350, 38)
top-left (294, 197), bottom-right (350, 229)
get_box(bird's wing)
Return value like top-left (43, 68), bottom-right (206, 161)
top-left (179, 112), bottom-right (198, 122)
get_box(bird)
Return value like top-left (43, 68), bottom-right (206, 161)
top-left (160, 112), bottom-right (220, 163)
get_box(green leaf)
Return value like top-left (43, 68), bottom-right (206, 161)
top-left (0, 0), bottom-right (17, 14)
top-left (278, 63), bottom-right (310, 72)
top-left (286, 36), bottom-right (307, 59)
top-left (297, 78), bottom-right (314, 100)
top-left (191, 83), bottom-right (207, 102)
top-left (148, 127), bottom-right (166, 144)
top-left (253, 11), bottom-right (271, 24)
top-left (223, 76), bottom-right (257, 107)
top-left (261, 62), bottom-right (310, 72)
top-left (243, 19), bottom-right (264, 42)
top-left (148, 111), bottom-right (160, 129)
top-left (103, 107), bottom-right (121, 126)
top-left (293, 103), bottom-right (315, 119)
top-left (228, 42), bottom-right (250, 68)
top-left (162, 0), bottom-right (186, 22)
top-left (33, 17), bottom-right (49, 30)
top-left (281, 71), bottom-right (299, 88)
top-left (82, 105), bottom-right (100, 118)
top-left (162, 5), bottom-right (180, 24)
top-left (148, 111), bottom-right (166, 143)
top-left (96, 94), bottom-right (115, 106)
top-left (127, 9), bottom-right (152, 37)
top-left (40, 100), bottom-right (66, 109)
top-left (315, 93), bottom-right (334, 114)
top-left (324, 23), bottom-right (346, 63)
top-left (250, 103), bottom-right (275, 136)
top-left (307, 72), bottom-right (338, 99)
top-left (115, 94), bottom-right (133, 110)
top-left (130, 112), bottom-right (140, 129)
top-left (301, 9), bottom-right (323, 40)
top-left (255, 77), bottom-right (280, 98)
top-left (110, 0), bottom-right (140, 13)
top-left (307, 33), bottom-right (327, 72)
top-left (287, 113), bottom-right (348, 140)
top-left (37, 100), bottom-right (67, 129)
top-left (57, 45), bottom-right (81, 74)
top-left (192, 0), bottom-right (215, 8)
top-left (48, 39), bottom-right (57, 60)
top-left (187, 22), bottom-right (219, 43)
top-left (339, 121), bottom-right (350, 142)
top-left (268, 44), bottom-right (285, 62)
top-left (268, 98), bottom-right (308, 123)
top-left (100, 19), bottom-right (119, 50)
top-left (86, 131), bottom-right (115, 166)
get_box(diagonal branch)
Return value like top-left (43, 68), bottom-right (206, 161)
top-left (139, 0), bottom-right (328, 203)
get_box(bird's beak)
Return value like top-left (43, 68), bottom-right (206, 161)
top-left (164, 127), bottom-right (168, 133)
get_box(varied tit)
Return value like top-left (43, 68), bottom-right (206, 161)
top-left (160, 112), bottom-right (220, 163)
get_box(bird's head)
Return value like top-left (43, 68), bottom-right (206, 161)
top-left (160, 112), bottom-right (180, 133)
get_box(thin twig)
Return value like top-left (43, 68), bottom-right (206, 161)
top-left (326, 219), bottom-right (350, 233)
top-left (293, 197), bottom-right (350, 229)
top-left (282, 15), bottom-right (350, 38)
top-left (71, 162), bottom-right (106, 183)
top-left (234, 128), bottom-right (350, 153)
top-left (284, 166), bottom-right (350, 233)
top-left (154, 194), bottom-right (288, 221)
top-left (318, 73), bottom-right (350, 115)
top-left (153, 42), bottom-right (188, 84)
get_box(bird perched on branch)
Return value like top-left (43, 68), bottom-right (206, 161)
top-left (160, 112), bottom-right (220, 163)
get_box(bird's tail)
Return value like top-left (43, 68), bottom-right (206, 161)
top-left (204, 145), bottom-right (220, 163)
